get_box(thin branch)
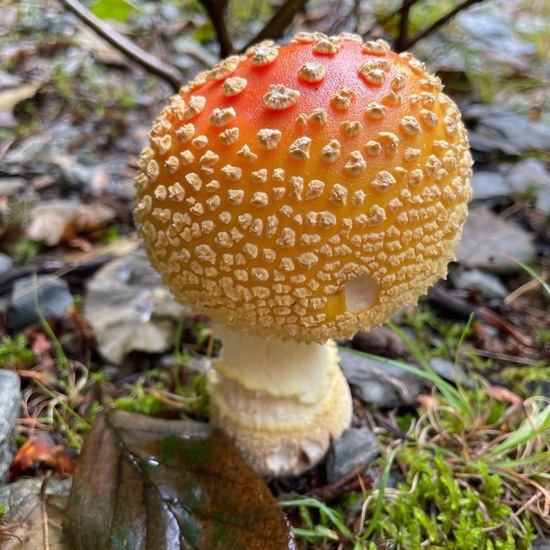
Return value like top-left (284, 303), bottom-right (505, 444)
top-left (363, 0), bottom-right (421, 41)
top-left (244, 0), bottom-right (309, 50)
top-left (57, 0), bottom-right (185, 91)
top-left (395, 0), bottom-right (412, 52)
top-left (403, 0), bottom-right (487, 50)
top-left (198, 0), bottom-right (234, 57)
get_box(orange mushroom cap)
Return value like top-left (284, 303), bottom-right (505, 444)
top-left (135, 33), bottom-right (472, 343)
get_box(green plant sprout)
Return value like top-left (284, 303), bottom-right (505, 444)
top-left (0, 334), bottom-right (35, 369)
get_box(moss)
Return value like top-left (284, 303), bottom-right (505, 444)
top-left (371, 449), bottom-right (536, 549)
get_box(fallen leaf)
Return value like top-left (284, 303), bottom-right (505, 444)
top-left (1, 494), bottom-right (69, 550)
top-left (9, 435), bottom-right (75, 482)
top-left (26, 200), bottom-right (116, 246)
top-left (63, 410), bottom-right (295, 550)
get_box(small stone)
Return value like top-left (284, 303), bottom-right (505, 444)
top-left (451, 268), bottom-right (508, 300)
top-left (0, 475), bottom-right (72, 515)
top-left (339, 349), bottom-right (424, 408)
top-left (429, 358), bottom-right (474, 389)
top-left (326, 427), bottom-right (379, 483)
top-left (0, 253), bottom-right (13, 275)
top-left (0, 370), bottom-right (21, 482)
top-left (7, 276), bottom-right (74, 332)
top-left (0, 177), bottom-right (26, 196)
top-left (455, 207), bottom-right (535, 273)
top-left (470, 171), bottom-right (509, 201)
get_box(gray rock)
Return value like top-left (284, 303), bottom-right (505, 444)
top-left (471, 171), bottom-right (510, 201)
top-left (451, 268), bottom-right (509, 300)
top-left (506, 158), bottom-right (550, 213)
top-left (339, 349), bottom-right (424, 408)
top-left (326, 427), bottom-right (379, 484)
top-left (429, 358), bottom-right (474, 389)
top-left (0, 177), bottom-right (27, 197)
top-left (84, 248), bottom-right (187, 365)
top-left (465, 104), bottom-right (550, 155)
top-left (532, 538), bottom-right (550, 550)
top-left (7, 275), bottom-right (74, 332)
top-left (3, 134), bottom-right (56, 166)
top-left (0, 253), bottom-right (13, 275)
top-left (455, 207), bottom-right (535, 273)
top-left (0, 476), bottom-right (72, 516)
top-left (0, 370), bottom-right (21, 483)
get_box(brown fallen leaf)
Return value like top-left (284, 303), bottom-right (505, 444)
top-left (26, 200), bottom-right (116, 246)
top-left (9, 435), bottom-right (75, 482)
top-left (0, 494), bottom-right (69, 550)
top-left (63, 410), bottom-right (295, 550)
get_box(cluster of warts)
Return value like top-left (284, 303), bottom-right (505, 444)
top-left (135, 33), bottom-right (472, 341)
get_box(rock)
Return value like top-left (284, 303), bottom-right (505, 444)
top-left (0, 370), bottom-right (21, 483)
top-left (84, 248), bottom-right (188, 365)
top-left (451, 268), bottom-right (509, 300)
top-left (429, 358), bottom-right (474, 389)
top-left (339, 348), bottom-right (424, 408)
top-left (0, 252), bottom-right (13, 275)
top-left (326, 427), bottom-right (379, 484)
top-left (3, 134), bottom-right (56, 166)
top-left (506, 158), bottom-right (550, 213)
top-left (455, 207), bottom-right (536, 273)
top-left (7, 275), bottom-right (74, 332)
top-left (0, 177), bottom-right (27, 197)
top-left (0, 476), bottom-right (72, 516)
top-left (470, 171), bottom-right (510, 201)
top-left (465, 104), bottom-right (550, 155)
top-left (352, 326), bottom-right (412, 360)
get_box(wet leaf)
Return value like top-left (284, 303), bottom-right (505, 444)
top-left (63, 410), bottom-right (295, 550)
top-left (1, 494), bottom-right (69, 550)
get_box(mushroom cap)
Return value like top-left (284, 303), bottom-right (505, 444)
top-left (135, 33), bottom-right (472, 342)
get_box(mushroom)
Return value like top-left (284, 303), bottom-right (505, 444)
top-left (134, 33), bottom-right (472, 476)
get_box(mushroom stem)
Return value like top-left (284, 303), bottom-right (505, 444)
top-left (208, 324), bottom-right (353, 476)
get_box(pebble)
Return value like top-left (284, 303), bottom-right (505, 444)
top-left (465, 105), bottom-right (550, 155)
top-left (0, 253), bottom-right (13, 276)
top-left (470, 171), bottom-right (510, 202)
top-left (339, 348), bottom-right (425, 408)
top-left (429, 357), bottom-right (474, 389)
top-left (7, 275), bottom-right (74, 332)
top-left (451, 268), bottom-right (509, 300)
top-left (0, 370), bottom-right (21, 483)
top-left (455, 207), bottom-right (536, 273)
top-left (3, 134), bottom-right (56, 166)
top-left (326, 427), bottom-right (379, 484)
top-left (0, 177), bottom-right (27, 197)
top-left (506, 158), bottom-right (550, 213)
top-left (0, 475), bottom-right (72, 516)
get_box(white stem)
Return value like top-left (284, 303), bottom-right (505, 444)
top-left (213, 324), bottom-right (336, 403)
top-left (208, 324), bottom-right (353, 476)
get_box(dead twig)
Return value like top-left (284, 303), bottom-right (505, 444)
top-left (0, 256), bottom-right (109, 290)
top-left (244, 0), bottom-right (309, 50)
top-left (402, 0), bottom-right (487, 50)
top-left (56, 0), bottom-right (185, 91)
top-left (198, 0), bottom-right (234, 57)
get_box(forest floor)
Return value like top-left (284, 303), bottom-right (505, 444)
top-left (1, 0), bottom-right (550, 548)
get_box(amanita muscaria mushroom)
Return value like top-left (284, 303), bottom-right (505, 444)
top-left (134, 33), bottom-right (472, 476)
